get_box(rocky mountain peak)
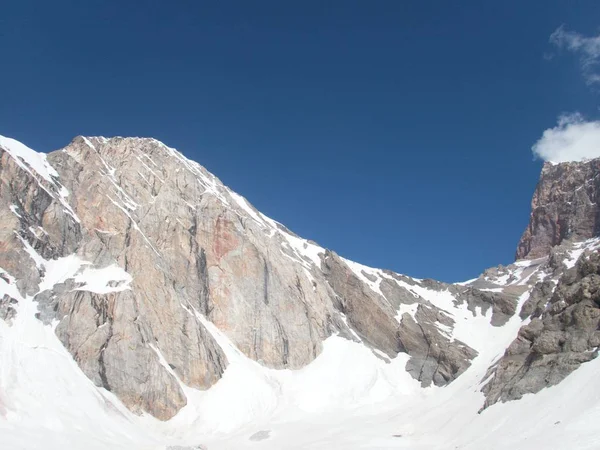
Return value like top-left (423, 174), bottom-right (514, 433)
top-left (515, 157), bottom-right (600, 260)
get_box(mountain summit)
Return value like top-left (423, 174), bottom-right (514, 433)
top-left (1, 135), bottom-right (599, 450)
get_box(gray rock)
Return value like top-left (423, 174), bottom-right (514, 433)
top-left (519, 280), bottom-right (556, 319)
top-left (321, 251), bottom-right (403, 357)
top-left (0, 294), bottom-right (18, 325)
top-left (401, 306), bottom-right (477, 386)
top-left (249, 430), bottom-right (271, 441)
top-left (482, 250), bottom-right (600, 409)
top-left (321, 251), bottom-right (479, 386)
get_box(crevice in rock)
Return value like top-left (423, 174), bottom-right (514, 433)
top-left (416, 323), bottom-right (433, 384)
top-left (263, 259), bottom-right (269, 305)
top-left (98, 318), bottom-right (113, 392)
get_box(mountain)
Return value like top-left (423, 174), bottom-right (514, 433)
top-left (0, 134), bottom-right (599, 450)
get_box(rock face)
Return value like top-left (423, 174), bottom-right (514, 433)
top-left (2, 133), bottom-right (598, 421)
top-left (0, 135), bottom-right (489, 420)
top-left (516, 159), bottom-right (600, 260)
top-left (482, 248), bottom-right (600, 408)
top-left (320, 253), bottom-right (482, 387)
top-left (477, 157), bottom-right (600, 409)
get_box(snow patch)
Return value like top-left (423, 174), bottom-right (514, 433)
top-left (13, 236), bottom-right (133, 295)
top-left (455, 277), bottom-right (478, 286)
top-left (341, 258), bottom-right (384, 296)
top-left (279, 232), bottom-right (324, 269)
top-left (565, 238), bottom-right (600, 269)
top-left (9, 204), bottom-right (21, 218)
top-left (73, 265), bottom-right (132, 294)
top-left (395, 302), bottom-right (419, 322)
top-left (0, 135), bottom-right (59, 183)
top-left (229, 192), bottom-right (268, 227)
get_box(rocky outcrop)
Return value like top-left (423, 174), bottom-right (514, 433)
top-left (0, 295), bottom-right (17, 324)
top-left (482, 249), bottom-right (600, 408)
top-left (321, 251), bottom-right (403, 357)
top-left (0, 135), bottom-right (490, 419)
top-left (516, 159), bottom-right (600, 260)
top-left (449, 284), bottom-right (525, 326)
top-left (400, 304), bottom-right (477, 386)
top-left (320, 252), bottom-right (508, 387)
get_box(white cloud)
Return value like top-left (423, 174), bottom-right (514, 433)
top-left (532, 113), bottom-right (600, 163)
top-left (550, 26), bottom-right (600, 85)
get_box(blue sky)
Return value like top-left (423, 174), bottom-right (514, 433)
top-left (2, 1), bottom-right (600, 282)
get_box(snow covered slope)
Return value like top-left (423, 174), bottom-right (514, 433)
top-left (1, 135), bottom-right (599, 450)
